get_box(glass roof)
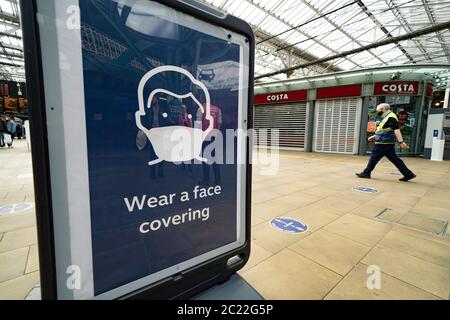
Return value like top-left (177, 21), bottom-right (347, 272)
top-left (0, 0), bottom-right (449, 88)
top-left (202, 0), bottom-right (450, 85)
top-left (0, 0), bottom-right (23, 82)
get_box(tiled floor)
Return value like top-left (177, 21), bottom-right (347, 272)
top-left (0, 140), bottom-right (38, 300)
top-left (1, 141), bottom-right (450, 300)
top-left (239, 149), bottom-right (450, 300)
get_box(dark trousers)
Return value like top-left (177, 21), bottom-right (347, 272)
top-left (363, 144), bottom-right (413, 177)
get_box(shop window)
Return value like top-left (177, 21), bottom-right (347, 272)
top-left (365, 96), bottom-right (418, 156)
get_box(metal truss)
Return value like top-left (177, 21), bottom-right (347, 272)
top-left (201, 0), bottom-right (450, 83)
top-left (1, 0), bottom-right (449, 86)
top-left (0, 0), bottom-right (24, 81)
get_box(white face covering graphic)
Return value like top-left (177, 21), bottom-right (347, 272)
top-left (135, 66), bottom-right (214, 165)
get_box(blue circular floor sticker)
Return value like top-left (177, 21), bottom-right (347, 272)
top-left (271, 218), bottom-right (308, 234)
top-left (352, 186), bottom-right (378, 193)
top-left (0, 203), bottom-right (33, 216)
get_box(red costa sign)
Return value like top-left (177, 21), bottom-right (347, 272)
top-left (316, 84), bottom-right (362, 100)
top-left (254, 90), bottom-right (307, 105)
top-left (374, 82), bottom-right (418, 95)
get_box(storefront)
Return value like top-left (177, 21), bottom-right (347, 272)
top-left (363, 81), bottom-right (433, 156)
top-left (313, 85), bottom-right (362, 155)
top-left (254, 66), bottom-right (437, 157)
top-left (254, 90), bottom-right (309, 150)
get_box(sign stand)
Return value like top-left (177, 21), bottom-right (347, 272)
top-left (22, 0), bottom-right (254, 300)
top-left (194, 274), bottom-right (263, 300)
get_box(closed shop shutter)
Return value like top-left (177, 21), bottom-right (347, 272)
top-left (314, 98), bottom-right (361, 154)
top-left (254, 103), bottom-right (308, 150)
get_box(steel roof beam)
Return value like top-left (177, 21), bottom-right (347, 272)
top-left (422, 0), bottom-right (450, 64)
top-left (356, 0), bottom-right (415, 63)
top-left (0, 42), bottom-right (22, 52)
top-left (0, 19), bottom-right (20, 31)
top-left (250, 0), bottom-right (285, 31)
top-left (299, 0), bottom-right (386, 66)
top-left (0, 61), bottom-right (21, 67)
top-left (0, 11), bottom-right (20, 25)
top-left (197, 0), bottom-right (341, 76)
top-left (0, 31), bottom-right (21, 40)
top-left (243, 0), bottom-right (360, 69)
top-left (256, 20), bottom-right (450, 80)
top-left (254, 28), bottom-right (341, 73)
top-left (0, 50), bottom-right (23, 59)
top-left (255, 45), bottom-right (323, 77)
top-left (385, 0), bottom-right (432, 62)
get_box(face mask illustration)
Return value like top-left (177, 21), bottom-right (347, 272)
top-left (135, 66), bottom-right (214, 166)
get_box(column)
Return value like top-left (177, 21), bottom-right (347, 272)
top-left (444, 86), bottom-right (450, 109)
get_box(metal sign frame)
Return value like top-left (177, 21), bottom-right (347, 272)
top-left (21, 0), bottom-right (254, 300)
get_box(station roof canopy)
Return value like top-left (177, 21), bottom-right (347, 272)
top-left (200, 0), bottom-right (450, 87)
top-left (0, 0), bottom-right (23, 82)
top-left (1, 0), bottom-right (450, 89)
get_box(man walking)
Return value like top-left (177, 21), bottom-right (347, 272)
top-left (356, 103), bottom-right (416, 182)
top-left (5, 117), bottom-right (16, 148)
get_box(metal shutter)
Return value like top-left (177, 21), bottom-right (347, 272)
top-left (314, 98), bottom-right (361, 154)
top-left (254, 103), bottom-right (308, 150)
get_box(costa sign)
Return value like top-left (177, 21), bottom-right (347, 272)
top-left (254, 90), bottom-right (307, 104)
top-left (267, 93), bottom-right (288, 102)
top-left (374, 82), bottom-right (418, 95)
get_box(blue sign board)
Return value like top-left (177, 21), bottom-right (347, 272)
top-left (24, 0), bottom-right (253, 300)
top-left (433, 130), bottom-right (439, 137)
top-left (353, 186), bottom-right (378, 193)
top-left (271, 218), bottom-right (308, 234)
top-left (79, 0), bottom-right (247, 297)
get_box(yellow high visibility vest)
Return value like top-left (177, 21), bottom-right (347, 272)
top-left (375, 112), bottom-right (398, 144)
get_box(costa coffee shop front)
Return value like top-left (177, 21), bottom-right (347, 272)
top-left (254, 66), bottom-right (436, 157)
top-left (361, 81), bottom-right (433, 156)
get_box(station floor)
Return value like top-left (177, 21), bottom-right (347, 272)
top-left (0, 140), bottom-right (39, 300)
top-left (0, 140), bottom-right (449, 300)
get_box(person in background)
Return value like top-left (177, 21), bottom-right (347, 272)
top-left (180, 103), bottom-right (193, 173)
top-left (179, 103), bottom-right (192, 128)
top-left (356, 103), bottom-right (416, 182)
top-left (147, 94), bottom-right (170, 179)
top-left (6, 117), bottom-right (16, 148)
top-left (15, 119), bottom-right (23, 140)
top-left (167, 98), bottom-right (184, 126)
top-left (198, 103), bottom-right (223, 185)
top-left (0, 117), bottom-right (7, 148)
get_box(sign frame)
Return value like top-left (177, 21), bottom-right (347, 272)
top-left (21, 0), bottom-right (254, 300)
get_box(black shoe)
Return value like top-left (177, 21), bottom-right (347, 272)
top-left (356, 173), bottom-right (371, 179)
top-left (399, 174), bottom-right (416, 182)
